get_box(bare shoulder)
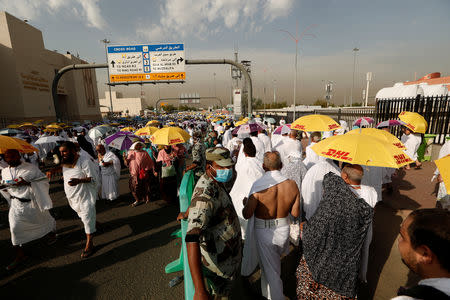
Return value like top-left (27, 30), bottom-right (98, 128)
top-left (281, 179), bottom-right (300, 193)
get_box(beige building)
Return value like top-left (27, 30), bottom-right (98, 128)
top-left (0, 11), bottom-right (101, 125)
top-left (99, 91), bottom-right (146, 117)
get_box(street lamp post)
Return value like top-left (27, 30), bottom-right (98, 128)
top-left (273, 79), bottom-right (277, 103)
top-left (350, 47), bottom-right (359, 107)
top-left (100, 38), bottom-right (113, 114)
top-left (279, 24), bottom-right (317, 120)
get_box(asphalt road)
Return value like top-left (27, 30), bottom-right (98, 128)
top-left (0, 162), bottom-right (439, 300)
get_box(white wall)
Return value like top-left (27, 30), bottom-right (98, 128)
top-left (99, 91), bottom-right (144, 116)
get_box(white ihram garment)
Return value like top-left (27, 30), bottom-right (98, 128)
top-left (242, 170), bottom-right (289, 300)
top-left (250, 136), bottom-right (265, 161)
top-left (275, 138), bottom-right (302, 166)
top-left (361, 166), bottom-right (384, 202)
top-left (1, 163), bottom-right (55, 246)
top-left (303, 142), bottom-right (326, 169)
top-left (229, 156), bottom-right (264, 237)
top-left (301, 160), bottom-right (340, 220)
top-left (391, 278), bottom-right (450, 300)
top-left (258, 133), bottom-right (272, 154)
top-left (401, 133), bottom-right (421, 161)
top-left (255, 217), bottom-right (290, 300)
top-left (63, 156), bottom-right (99, 234)
top-left (434, 140), bottom-right (450, 209)
top-left (100, 151), bottom-right (121, 201)
top-left (222, 129), bottom-right (233, 148)
top-left (226, 136), bottom-right (241, 153)
top-left (350, 185), bottom-right (379, 282)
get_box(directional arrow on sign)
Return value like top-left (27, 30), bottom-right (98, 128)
top-left (111, 60), bottom-right (116, 68)
top-left (176, 57), bottom-right (184, 64)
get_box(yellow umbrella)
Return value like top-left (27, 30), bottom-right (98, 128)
top-left (0, 136), bottom-right (38, 154)
top-left (120, 127), bottom-right (135, 132)
top-left (291, 114), bottom-right (341, 132)
top-left (347, 128), bottom-right (406, 150)
top-left (235, 120), bottom-right (247, 126)
top-left (135, 126), bottom-right (159, 136)
top-left (146, 120), bottom-right (160, 126)
top-left (18, 122), bottom-right (37, 129)
top-left (33, 119), bottom-right (44, 124)
top-left (150, 127), bottom-right (191, 145)
top-left (398, 111), bottom-right (428, 134)
top-left (435, 155), bottom-right (450, 195)
top-left (7, 124), bottom-right (19, 129)
top-left (311, 131), bottom-right (413, 168)
top-left (46, 124), bottom-right (62, 130)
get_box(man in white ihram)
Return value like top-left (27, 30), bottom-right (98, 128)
top-left (301, 159), bottom-right (341, 220)
top-left (303, 131), bottom-right (326, 169)
top-left (258, 128), bottom-right (272, 154)
top-left (59, 141), bottom-right (99, 258)
top-left (96, 145), bottom-right (121, 202)
top-left (275, 130), bottom-right (302, 165)
top-left (242, 151), bottom-right (300, 300)
top-left (1, 149), bottom-right (56, 270)
top-left (229, 138), bottom-right (264, 237)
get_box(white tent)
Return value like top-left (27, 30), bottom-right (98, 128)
top-left (419, 83), bottom-right (449, 97)
top-left (375, 84), bottom-right (424, 99)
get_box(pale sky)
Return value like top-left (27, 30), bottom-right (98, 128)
top-left (2, 0), bottom-right (450, 108)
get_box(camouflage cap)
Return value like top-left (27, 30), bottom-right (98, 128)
top-left (206, 147), bottom-right (234, 167)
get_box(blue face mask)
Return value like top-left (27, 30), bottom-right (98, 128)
top-left (213, 167), bottom-right (233, 183)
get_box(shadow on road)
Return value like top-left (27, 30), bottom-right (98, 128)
top-left (1, 224), bottom-right (179, 299)
top-left (358, 202), bottom-right (403, 299)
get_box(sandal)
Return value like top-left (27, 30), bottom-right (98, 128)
top-left (46, 233), bottom-right (58, 245)
top-left (131, 201), bottom-right (143, 207)
top-left (6, 256), bottom-right (27, 271)
top-left (81, 247), bottom-right (95, 259)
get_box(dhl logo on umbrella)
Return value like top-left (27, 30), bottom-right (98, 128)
top-left (321, 148), bottom-right (352, 161)
top-left (169, 138), bottom-right (183, 144)
top-left (393, 142), bottom-right (403, 149)
top-left (394, 154), bottom-right (412, 165)
top-left (328, 123), bottom-right (340, 130)
top-left (406, 123), bottom-right (415, 131)
top-left (292, 124), bottom-right (305, 130)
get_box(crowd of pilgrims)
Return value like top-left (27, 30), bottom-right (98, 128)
top-left (0, 116), bottom-right (449, 300)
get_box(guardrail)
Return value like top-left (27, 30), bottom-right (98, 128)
top-left (165, 170), bottom-right (195, 300)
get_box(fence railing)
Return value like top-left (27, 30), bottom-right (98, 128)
top-left (376, 95), bottom-right (450, 144)
top-left (260, 95), bottom-right (449, 144)
top-left (260, 107), bottom-right (376, 128)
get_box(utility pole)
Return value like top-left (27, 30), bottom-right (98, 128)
top-left (365, 72), bottom-right (372, 107)
top-left (273, 79), bottom-right (277, 103)
top-left (350, 47), bottom-right (359, 107)
top-left (279, 24), bottom-right (317, 120)
top-left (101, 38), bottom-right (113, 114)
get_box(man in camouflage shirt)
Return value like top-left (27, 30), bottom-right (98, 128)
top-left (185, 131), bottom-right (206, 183)
top-left (184, 147), bottom-right (242, 299)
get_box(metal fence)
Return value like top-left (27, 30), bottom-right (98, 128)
top-left (376, 95), bottom-right (450, 144)
top-left (260, 95), bottom-right (449, 144)
top-left (260, 107), bottom-right (376, 127)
